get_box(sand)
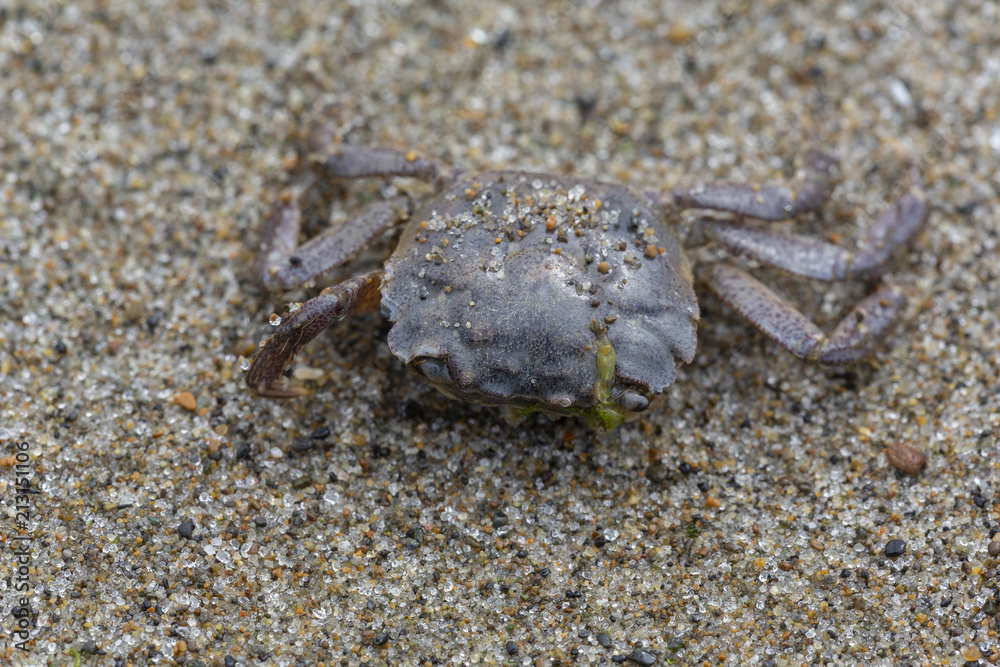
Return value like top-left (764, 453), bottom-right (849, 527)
top-left (1, 0), bottom-right (998, 664)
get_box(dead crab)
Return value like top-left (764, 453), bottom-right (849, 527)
top-left (244, 137), bottom-right (927, 430)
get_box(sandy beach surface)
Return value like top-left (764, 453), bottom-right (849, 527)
top-left (2, 0), bottom-right (999, 664)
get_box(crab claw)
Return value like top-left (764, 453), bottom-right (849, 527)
top-left (245, 270), bottom-right (383, 399)
top-left (244, 333), bottom-right (314, 398)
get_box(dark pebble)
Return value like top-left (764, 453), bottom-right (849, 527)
top-left (574, 93), bottom-right (597, 119)
top-left (884, 539), bottom-right (906, 557)
top-left (628, 649), bottom-right (657, 666)
top-left (597, 632), bottom-right (612, 648)
top-left (254, 516), bottom-right (267, 527)
top-left (505, 641), bottom-right (518, 655)
top-left (989, 540), bottom-right (1000, 558)
top-left (941, 597), bottom-right (952, 607)
top-left (374, 632), bottom-right (389, 646)
top-left (538, 568), bottom-right (550, 577)
top-left (493, 27), bottom-right (512, 50)
top-left (645, 462), bottom-right (669, 484)
top-left (982, 597), bottom-right (999, 616)
top-left (79, 640), bottom-right (99, 654)
top-left (54, 340), bottom-right (67, 354)
top-left (492, 510), bottom-right (509, 528)
top-left (516, 550), bottom-right (527, 558)
top-left (177, 520), bottom-right (195, 539)
top-left (311, 425), bottom-right (331, 439)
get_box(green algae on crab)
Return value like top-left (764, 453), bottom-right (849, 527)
top-left (501, 320), bottom-right (627, 432)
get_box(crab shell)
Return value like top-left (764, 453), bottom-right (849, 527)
top-left (379, 170), bottom-right (699, 430)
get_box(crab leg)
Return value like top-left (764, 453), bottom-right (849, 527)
top-left (255, 146), bottom-right (449, 291)
top-left (245, 270), bottom-right (382, 397)
top-left (257, 183), bottom-right (410, 291)
top-left (703, 191), bottom-right (928, 281)
top-left (672, 149), bottom-right (838, 220)
top-left (318, 145), bottom-right (443, 181)
top-left (707, 264), bottom-right (906, 365)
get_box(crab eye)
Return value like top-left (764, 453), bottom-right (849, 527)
top-left (412, 357), bottom-right (452, 384)
top-left (616, 389), bottom-right (650, 413)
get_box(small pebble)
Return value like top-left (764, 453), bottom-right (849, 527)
top-left (988, 540), bottom-right (1000, 558)
top-left (175, 391), bottom-right (197, 411)
top-left (962, 645), bottom-right (983, 662)
top-left (178, 520), bottom-right (195, 539)
top-left (597, 632), bottom-right (611, 648)
top-left (628, 649), bottom-right (657, 666)
top-left (292, 365), bottom-right (324, 381)
top-left (885, 442), bottom-right (926, 475)
top-left (505, 641), bottom-right (519, 655)
top-left (54, 340), bottom-right (68, 354)
top-left (885, 539), bottom-right (906, 557)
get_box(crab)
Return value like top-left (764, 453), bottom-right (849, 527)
top-left (244, 135), bottom-right (927, 430)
